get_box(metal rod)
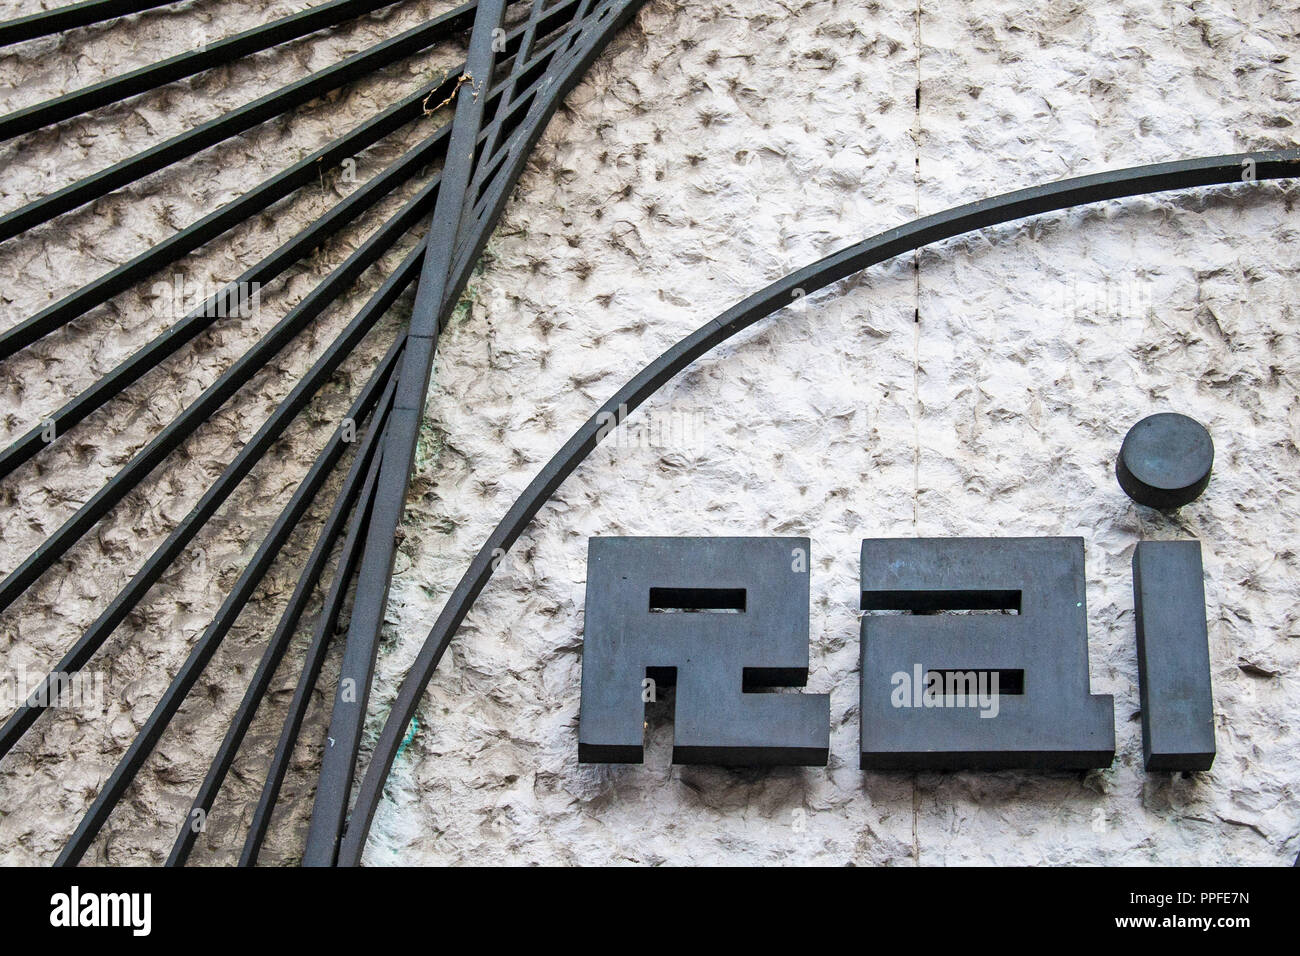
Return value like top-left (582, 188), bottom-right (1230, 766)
top-left (299, 0), bottom-right (513, 869)
top-left (0, 241), bottom-right (427, 762)
top-left (238, 388), bottom-right (395, 867)
top-left (449, 0), bottom-right (624, 297)
top-left (0, 0), bottom-right (413, 142)
top-left (165, 338), bottom-right (406, 868)
top-left (309, 0), bottom-right (640, 866)
top-left (470, 0), bottom-right (548, 168)
top-left (0, 170), bottom-right (446, 624)
top-left (336, 149), bottom-right (1300, 865)
top-left (470, 0), bottom-right (595, 193)
top-left (0, 69), bottom-right (457, 364)
top-left (54, 348), bottom-right (405, 867)
top-left (0, 1), bottom-right (180, 48)
top-left (0, 130), bottom-right (447, 480)
top-left (0, 0), bottom-right (477, 242)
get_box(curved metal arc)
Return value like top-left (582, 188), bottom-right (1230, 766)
top-left (452, 0), bottom-right (625, 285)
top-left (236, 420), bottom-right (390, 868)
top-left (470, 0), bottom-right (597, 174)
top-left (335, 148), bottom-right (1300, 865)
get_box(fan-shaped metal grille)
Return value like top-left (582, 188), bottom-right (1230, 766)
top-left (0, 0), bottom-right (644, 866)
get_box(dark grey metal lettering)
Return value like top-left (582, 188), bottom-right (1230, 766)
top-left (578, 537), bottom-right (829, 766)
top-left (1133, 540), bottom-right (1216, 771)
top-left (859, 537), bottom-right (1115, 770)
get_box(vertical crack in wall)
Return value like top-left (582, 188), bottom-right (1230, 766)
top-left (910, 0), bottom-right (923, 533)
top-left (910, 0), bottom-right (924, 867)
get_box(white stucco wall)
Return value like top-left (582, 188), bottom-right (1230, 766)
top-left (0, 0), bottom-right (1296, 865)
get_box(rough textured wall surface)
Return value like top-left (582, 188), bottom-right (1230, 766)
top-left (0, 0), bottom-right (1297, 865)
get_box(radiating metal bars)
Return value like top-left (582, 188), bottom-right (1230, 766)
top-left (0, 0), bottom-right (639, 866)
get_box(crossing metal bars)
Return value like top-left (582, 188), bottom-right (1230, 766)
top-left (0, 0), bottom-right (645, 865)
